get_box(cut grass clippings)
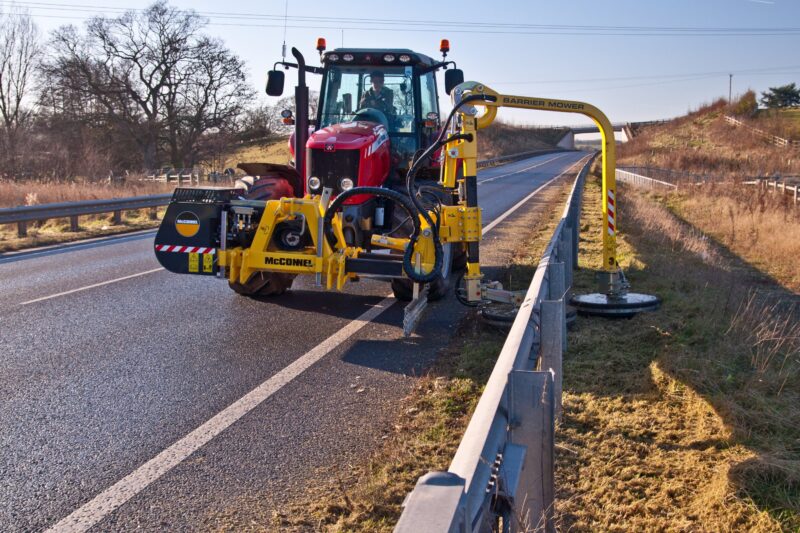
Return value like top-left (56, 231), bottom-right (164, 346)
top-left (556, 173), bottom-right (798, 531)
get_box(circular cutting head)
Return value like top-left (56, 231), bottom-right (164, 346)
top-left (570, 292), bottom-right (661, 318)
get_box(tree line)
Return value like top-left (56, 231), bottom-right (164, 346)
top-left (0, 2), bottom-right (293, 181)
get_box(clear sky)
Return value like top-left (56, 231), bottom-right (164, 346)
top-left (4, 0), bottom-right (800, 126)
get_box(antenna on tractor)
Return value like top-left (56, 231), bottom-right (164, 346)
top-left (281, 0), bottom-right (289, 59)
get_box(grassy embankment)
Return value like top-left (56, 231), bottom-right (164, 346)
top-left (620, 99), bottom-right (799, 178)
top-left (0, 139), bottom-right (291, 252)
top-left (478, 121), bottom-right (568, 160)
top-left (556, 173), bottom-right (798, 531)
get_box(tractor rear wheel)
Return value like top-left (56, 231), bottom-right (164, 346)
top-left (229, 272), bottom-right (294, 297)
top-left (229, 174), bottom-right (297, 297)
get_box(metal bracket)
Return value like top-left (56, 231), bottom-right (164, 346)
top-left (403, 285), bottom-right (429, 337)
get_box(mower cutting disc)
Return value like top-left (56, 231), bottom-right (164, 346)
top-left (571, 292), bottom-right (661, 318)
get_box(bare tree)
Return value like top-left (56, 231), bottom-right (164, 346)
top-left (0, 9), bottom-right (40, 177)
top-left (42, 1), bottom-right (252, 170)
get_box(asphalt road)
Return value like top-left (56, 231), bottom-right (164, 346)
top-left (0, 150), bottom-right (589, 532)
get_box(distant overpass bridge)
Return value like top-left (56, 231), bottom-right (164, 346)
top-left (537, 120), bottom-right (670, 149)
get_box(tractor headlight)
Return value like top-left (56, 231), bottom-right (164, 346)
top-left (383, 54), bottom-right (395, 62)
top-left (308, 176), bottom-right (322, 192)
top-left (328, 53), bottom-right (339, 62)
top-left (343, 53), bottom-right (354, 62)
top-left (399, 54), bottom-right (411, 63)
top-left (339, 177), bottom-right (354, 191)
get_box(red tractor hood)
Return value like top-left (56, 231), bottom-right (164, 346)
top-left (307, 121), bottom-right (389, 151)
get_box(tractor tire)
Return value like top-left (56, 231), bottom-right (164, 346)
top-left (235, 175), bottom-right (295, 200)
top-left (230, 174), bottom-right (297, 297)
top-left (229, 272), bottom-right (294, 297)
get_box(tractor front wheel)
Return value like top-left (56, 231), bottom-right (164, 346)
top-left (229, 174), bottom-right (297, 297)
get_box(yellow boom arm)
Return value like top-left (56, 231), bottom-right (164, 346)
top-left (442, 82), bottom-right (619, 273)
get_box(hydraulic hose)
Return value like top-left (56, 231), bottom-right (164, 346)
top-left (398, 93), bottom-right (496, 282)
top-left (321, 186), bottom-right (442, 283)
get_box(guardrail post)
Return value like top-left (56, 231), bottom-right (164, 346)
top-left (149, 207), bottom-right (159, 220)
top-left (794, 185), bottom-right (798, 205)
top-left (17, 221), bottom-right (27, 237)
top-left (112, 210), bottom-right (122, 225)
top-left (547, 261), bottom-right (568, 352)
top-left (509, 370), bottom-right (555, 533)
top-left (69, 216), bottom-right (79, 232)
top-left (540, 299), bottom-right (564, 421)
top-left (557, 232), bottom-right (573, 293)
top-left (394, 472), bottom-right (467, 532)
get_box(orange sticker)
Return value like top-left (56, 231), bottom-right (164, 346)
top-left (175, 211), bottom-right (200, 238)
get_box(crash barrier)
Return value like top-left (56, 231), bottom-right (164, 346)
top-left (395, 153), bottom-right (597, 533)
top-left (1, 151), bottom-right (566, 238)
top-left (616, 169), bottom-right (677, 191)
top-left (0, 194), bottom-right (173, 237)
top-left (724, 115), bottom-right (800, 149)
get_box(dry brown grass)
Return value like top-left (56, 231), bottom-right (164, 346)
top-left (619, 100), bottom-right (799, 178)
top-left (0, 179), bottom-right (176, 208)
top-left (479, 122), bottom-right (565, 160)
top-left (556, 175), bottom-right (799, 531)
top-left (0, 138), bottom-right (291, 252)
top-left (666, 184), bottom-right (800, 292)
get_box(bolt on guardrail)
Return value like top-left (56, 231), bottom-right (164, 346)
top-left (395, 153), bottom-right (596, 533)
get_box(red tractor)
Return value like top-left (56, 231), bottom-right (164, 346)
top-left (230, 41), bottom-right (465, 299)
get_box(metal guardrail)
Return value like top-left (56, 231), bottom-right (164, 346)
top-left (616, 169), bottom-right (677, 190)
top-left (0, 194), bottom-right (172, 237)
top-left (395, 153), bottom-right (596, 533)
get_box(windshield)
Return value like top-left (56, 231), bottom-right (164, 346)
top-left (320, 66), bottom-right (415, 134)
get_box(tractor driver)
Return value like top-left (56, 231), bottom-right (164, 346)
top-left (359, 71), bottom-right (396, 123)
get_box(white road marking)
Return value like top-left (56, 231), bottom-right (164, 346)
top-left (43, 154), bottom-right (589, 532)
top-left (20, 268), bottom-right (164, 305)
top-left (482, 155), bottom-right (590, 235)
top-left (477, 153), bottom-right (569, 185)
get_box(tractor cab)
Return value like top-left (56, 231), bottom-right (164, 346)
top-left (317, 48), bottom-right (446, 174)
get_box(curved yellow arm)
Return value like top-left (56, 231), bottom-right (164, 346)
top-left (447, 82), bottom-right (618, 272)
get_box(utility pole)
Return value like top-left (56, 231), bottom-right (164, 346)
top-left (729, 74), bottom-right (733, 102)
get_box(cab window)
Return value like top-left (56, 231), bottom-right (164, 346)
top-left (419, 71), bottom-right (438, 122)
top-left (320, 66), bottom-right (415, 134)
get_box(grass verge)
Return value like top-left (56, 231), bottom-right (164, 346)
top-left (556, 174), bottom-right (799, 531)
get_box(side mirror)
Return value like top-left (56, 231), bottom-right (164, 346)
top-left (444, 68), bottom-right (464, 95)
top-left (342, 93), bottom-right (352, 114)
top-left (266, 70), bottom-right (285, 97)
